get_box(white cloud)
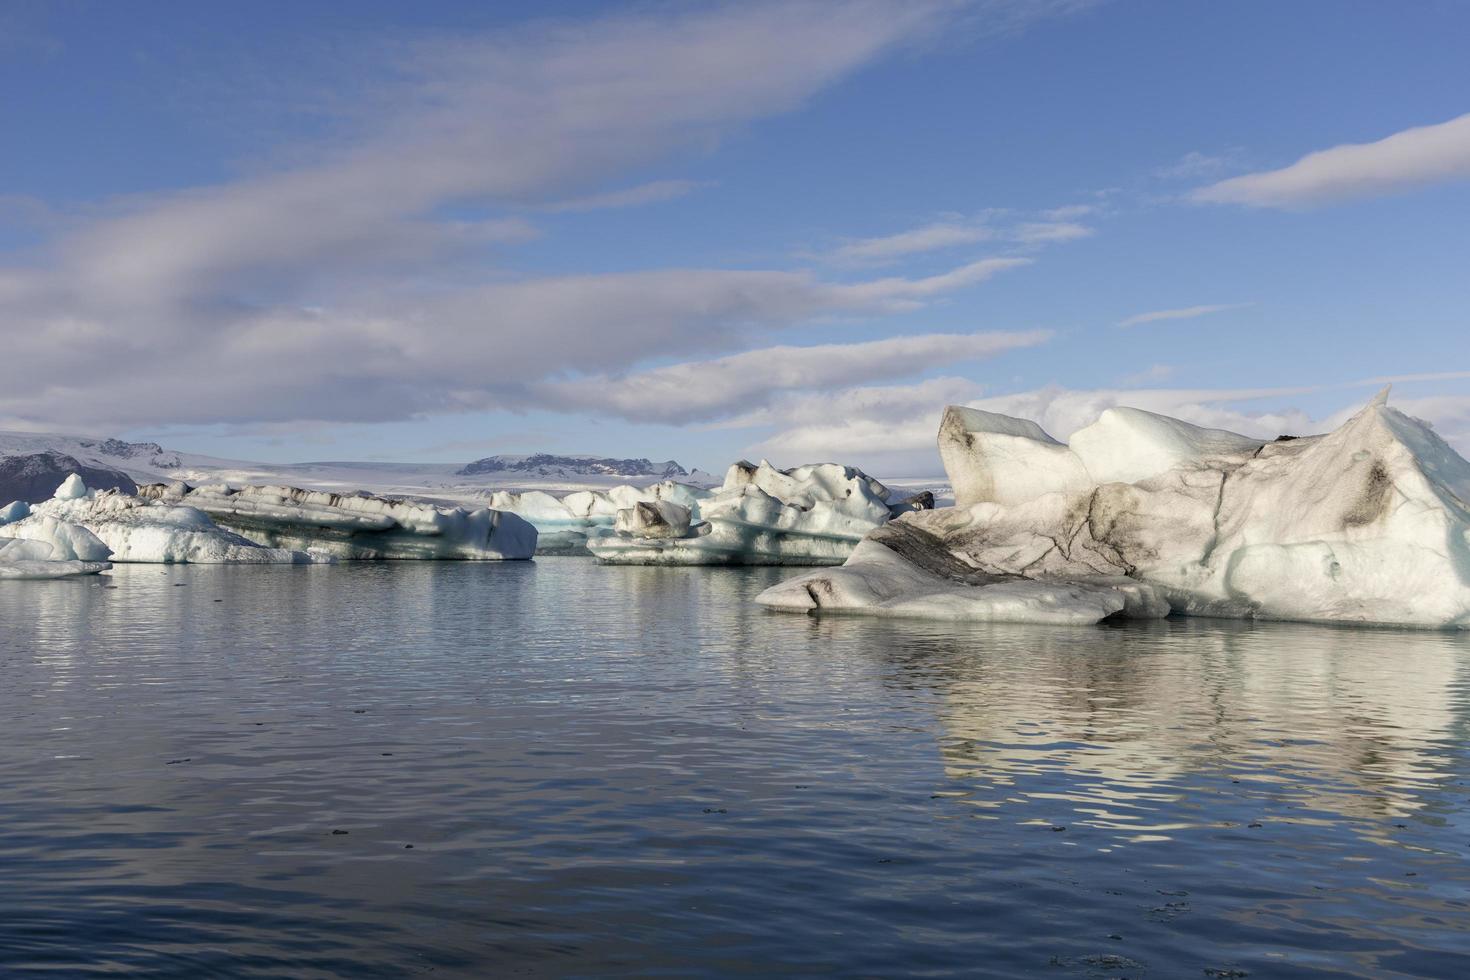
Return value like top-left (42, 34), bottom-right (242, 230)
top-left (744, 377), bottom-right (985, 472)
top-left (1193, 111), bottom-right (1470, 208)
top-left (749, 380), bottom-right (1470, 476)
top-left (827, 221), bottom-right (994, 264)
top-left (0, 1), bottom-right (1093, 432)
top-left (0, 257), bottom-right (1034, 428)
top-left (539, 179), bottom-right (709, 213)
top-left (963, 384), bottom-right (1326, 442)
top-left (819, 207), bottom-right (1096, 265)
top-left (1118, 302), bottom-right (1253, 328)
top-left (839, 256), bottom-right (1032, 305)
top-left (540, 329), bottom-right (1051, 422)
top-left (1010, 220), bottom-right (1094, 244)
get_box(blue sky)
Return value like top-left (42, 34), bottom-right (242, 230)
top-left (1, 0), bottom-right (1467, 475)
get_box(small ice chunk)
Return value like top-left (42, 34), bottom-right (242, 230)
top-left (54, 473), bottom-right (89, 500)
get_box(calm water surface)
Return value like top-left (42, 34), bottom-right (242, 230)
top-left (1, 560), bottom-right (1468, 978)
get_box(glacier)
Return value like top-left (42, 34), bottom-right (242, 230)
top-left (757, 390), bottom-right (1470, 628)
top-left (586, 460), bottom-right (931, 566)
top-left (141, 483), bottom-right (537, 560)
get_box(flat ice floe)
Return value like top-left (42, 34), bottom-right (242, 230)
top-left (586, 460), bottom-right (932, 566)
top-left (142, 483), bottom-right (537, 560)
top-left (758, 389), bottom-right (1470, 628)
top-left (3, 476), bottom-right (318, 563)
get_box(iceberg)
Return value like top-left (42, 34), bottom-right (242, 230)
top-left (2, 476), bottom-right (320, 563)
top-left (586, 460), bottom-right (929, 565)
top-left (0, 500), bottom-right (31, 525)
top-left (0, 537), bottom-right (112, 579)
top-left (488, 482), bottom-right (710, 554)
top-left (758, 390), bottom-right (1470, 628)
top-left (0, 503), bottom-right (114, 579)
top-left (142, 483), bottom-right (537, 561)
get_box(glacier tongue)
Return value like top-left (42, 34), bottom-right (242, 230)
top-left (759, 390), bottom-right (1470, 628)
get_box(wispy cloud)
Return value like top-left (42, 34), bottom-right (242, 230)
top-left (820, 208), bottom-right (1096, 266)
top-left (537, 329), bottom-right (1051, 422)
top-left (826, 221), bottom-right (994, 264)
top-left (1119, 363), bottom-right (1175, 386)
top-left (1118, 302), bottom-right (1253, 328)
top-left (752, 369), bottom-right (1470, 474)
top-left (1192, 111), bottom-right (1470, 208)
top-left (1011, 220), bottom-right (1094, 244)
top-left (539, 179), bottom-right (709, 213)
top-left (4, 1), bottom-right (1100, 431)
top-left (1040, 204), bottom-right (1096, 220)
top-left (1154, 150), bottom-right (1239, 181)
top-left (740, 376), bottom-right (987, 473)
top-left (0, 255), bottom-right (1036, 429)
top-left (1357, 370), bottom-right (1470, 385)
top-left (750, 379), bottom-right (1470, 474)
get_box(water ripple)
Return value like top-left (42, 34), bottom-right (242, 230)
top-left (1, 561), bottom-right (1468, 976)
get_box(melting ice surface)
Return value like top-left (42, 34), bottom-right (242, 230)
top-left (2, 559), bottom-right (1468, 977)
top-left (762, 390), bottom-right (1470, 628)
top-left (586, 460), bottom-right (928, 565)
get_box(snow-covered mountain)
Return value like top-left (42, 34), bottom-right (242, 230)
top-left (0, 430), bottom-right (722, 504)
top-left (0, 452), bottom-right (139, 506)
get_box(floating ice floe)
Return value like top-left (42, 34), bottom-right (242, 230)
top-left (0, 506), bottom-right (113, 579)
top-left (2, 476), bottom-right (321, 563)
top-left (488, 482), bottom-right (709, 554)
top-left (140, 483), bottom-right (537, 560)
top-left (586, 460), bottom-right (931, 566)
top-left (758, 389), bottom-right (1470, 628)
top-left (0, 538), bottom-right (112, 579)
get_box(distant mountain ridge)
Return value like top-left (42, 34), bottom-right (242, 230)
top-left (0, 431), bottom-right (182, 473)
top-left (1, 430), bottom-right (723, 502)
top-left (457, 454), bottom-right (691, 479)
top-left (85, 438), bottom-right (181, 467)
top-left (0, 452), bottom-right (138, 504)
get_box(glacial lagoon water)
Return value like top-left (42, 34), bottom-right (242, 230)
top-left (1, 560), bottom-right (1468, 978)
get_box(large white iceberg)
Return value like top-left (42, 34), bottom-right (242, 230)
top-left (758, 390), bottom-right (1470, 628)
top-left (586, 460), bottom-right (932, 566)
top-left (2, 476), bottom-right (319, 563)
top-left (142, 483), bottom-right (537, 560)
top-left (488, 482), bottom-right (709, 554)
